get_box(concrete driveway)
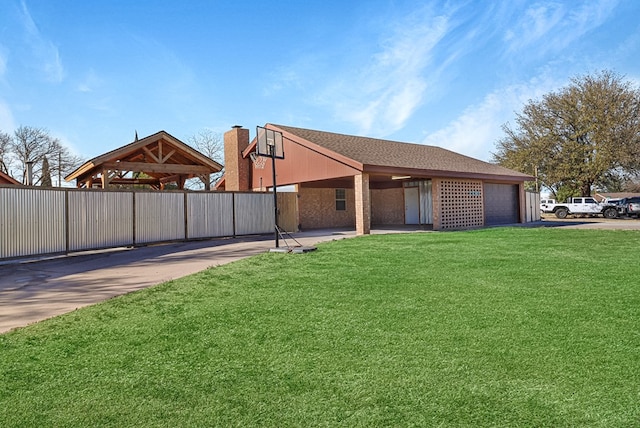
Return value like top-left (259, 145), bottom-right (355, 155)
top-left (0, 228), bottom-right (411, 334)
top-left (538, 214), bottom-right (640, 230)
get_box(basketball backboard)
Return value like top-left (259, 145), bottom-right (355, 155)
top-left (256, 126), bottom-right (284, 159)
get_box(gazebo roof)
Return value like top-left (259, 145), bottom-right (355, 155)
top-left (65, 131), bottom-right (222, 189)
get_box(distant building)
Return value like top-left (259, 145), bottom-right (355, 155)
top-left (0, 171), bottom-right (20, 185)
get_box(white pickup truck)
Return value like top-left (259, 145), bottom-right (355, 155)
top-left (540, 197), bottom-right (619, 219)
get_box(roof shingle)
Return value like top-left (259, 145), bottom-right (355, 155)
top-left (271, 124), bottom-right (532, 180)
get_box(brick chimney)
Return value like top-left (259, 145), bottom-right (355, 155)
top-left (223, 125), bottom-right (251, 191)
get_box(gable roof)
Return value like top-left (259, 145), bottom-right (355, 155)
top-left (65, 130), bottom-right (223, 186)
top-left (0, 170), bottom-right (21, 185)
top-left (270, 124), bottom-right (533, 181)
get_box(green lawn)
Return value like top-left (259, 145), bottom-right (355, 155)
top-left (1, 227), bottom-right (639, 427)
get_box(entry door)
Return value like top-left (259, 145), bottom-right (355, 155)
top-left (404, 187), bottom-right (420, 224)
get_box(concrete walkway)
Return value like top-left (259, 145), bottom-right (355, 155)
top-left (0, 228), bottom-right (422, 333)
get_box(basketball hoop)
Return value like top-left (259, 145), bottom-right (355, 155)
top-left (250, 152), bottom-right (267, 169)
top-left (256, 126), bottom-right (284, 159)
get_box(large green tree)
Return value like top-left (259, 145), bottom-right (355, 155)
top-left (493, 70), bottom-right (640, 197)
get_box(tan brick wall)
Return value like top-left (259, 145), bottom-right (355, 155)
top-left (298, 187), bottom-right (355, 229)
top-left (433, 178), bottom-right (484, 230)
top-left (371, 188), bottom-right (404, 225)
top-left (300, 180), bottom-right (490, 230)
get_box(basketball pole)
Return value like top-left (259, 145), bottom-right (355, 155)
top-left (270, 145), bottom-right (279, 248)
top-left (256, 125), bottom-right (282, 249)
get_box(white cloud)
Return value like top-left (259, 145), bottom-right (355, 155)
top-left (262, 67), bottom-right (304, 97)
top-left (505, 0), bottom-right (619, 55)
top-left (422, 93), bottom-right (506, 161)
top-left (422, 74), bottom-right (562, 161)
top-left (76, 69), bottom-right (103, 93)
top-left (311, 7), bottom-right (451, 137)
top-left (505, 3), bottom-right (565, 49)
top-left (0, 47), bottom-right (7, 77)
top-left (569, 0), bottom-right (620, 29)
top-left (18, 0), bottom-right (64, 83)
top-left (0, 101), bottom-right (16, 132)
top-left (354, 14), bottom-right (448, 136)
top-left (42, 44), bottom-right (64, 83)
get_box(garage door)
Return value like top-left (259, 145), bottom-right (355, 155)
top-left (484, 183), bottom-right (518, 225)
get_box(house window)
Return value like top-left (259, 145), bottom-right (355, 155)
top-left (335, 188), bottom-right (346, 211)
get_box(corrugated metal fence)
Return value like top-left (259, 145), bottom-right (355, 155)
top-left (0, 186), bottom-right (275, 260)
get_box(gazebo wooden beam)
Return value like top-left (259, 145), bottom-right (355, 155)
top-left (199, 174), bottom-right (211, 190)
top-left (103, 161), bottom-right (212, 175)
top-left (109, 178), bottom-right (160, 185)
top-left (101, 168), bottom-right (110, 188)
top-left (159, 175), bottom-right (180, 184)
top-left (143, 146), bottom-right (160, 163)
top-left (161, 149), bottom-right (176, 163)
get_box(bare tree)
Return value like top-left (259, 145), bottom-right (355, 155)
top-left (0, 130), bottom-right (11, 174)
top-left (49, 140), bottom-right (83, 186)
top-left (189, 129), bottom-right (224, 161)
top-left (10, 126), bottom-right (58, 184)
top-left (2, 126), bottom-right (83, 185)
top-left (186, 129), bottom-right (225, 189)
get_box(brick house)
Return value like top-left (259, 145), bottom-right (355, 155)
top-left (217, 124), bottom-right (534, 234)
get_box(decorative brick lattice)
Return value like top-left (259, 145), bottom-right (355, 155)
top-left (438, 180), bottom-right (483, 229)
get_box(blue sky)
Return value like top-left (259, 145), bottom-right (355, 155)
top-left (1, 0), bottom-right (639, 168)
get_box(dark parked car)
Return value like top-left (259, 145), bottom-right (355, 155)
top-left (618, 197), bottom-right (640, 217)
top-left (628, 199), bottom-right (640, 217)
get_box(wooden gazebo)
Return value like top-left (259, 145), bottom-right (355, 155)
top-left (65, 131), bottom-right (222, 190)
